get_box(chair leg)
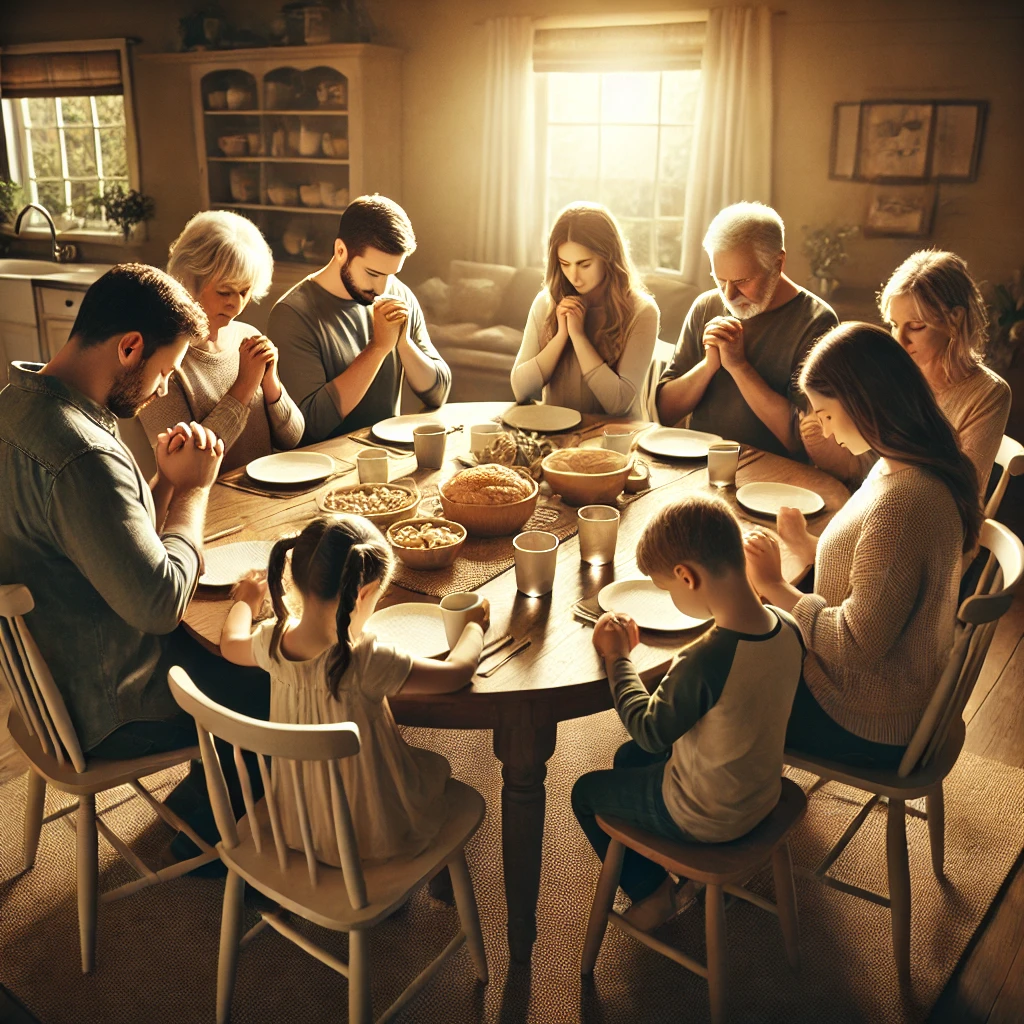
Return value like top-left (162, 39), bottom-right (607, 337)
top-left (771, 841), bottom-right (800, 969)
top-left (926, 786), bottom-right (945, 879)
top-left (216, 870), bottom-right (245, 1024)
top-left (449, 852), bottom-right (488, 984)
top-left (886, 798), bottom-right (912, 987)
top-left (349, 928), bottom-right (372, 1024)
top-left (22, 771), bottom-right (46, 870)
top-left (76, 793), bottom-right (98, 974)
top-left (705, 883), bottom-right (728, 1024)
top-left (581, 838), bottom-right (624, 977)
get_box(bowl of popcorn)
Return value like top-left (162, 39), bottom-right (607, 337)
top-left (386, 517), bottom-right (467, 570)
top-left (316, 481), bottom-right (419, 528)
top-left (540, 447), bottom-right (632, 506)
top-left (438, 464), bottom-right (539, 537)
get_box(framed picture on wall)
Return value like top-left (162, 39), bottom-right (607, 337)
top-left (863, 184), bottom-right (937, 237)
top-left (856, 102), bottom-right (935, 181)
top-left (932, 101), bottom-right (987, 181)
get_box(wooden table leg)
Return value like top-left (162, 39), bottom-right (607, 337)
top-left (493, 720), bottom-right (558, 963)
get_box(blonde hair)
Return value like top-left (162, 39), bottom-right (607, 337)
top-left (167, 210), bottom-right (274, 303)
top-left (635, 496), bottom-right (745, 578)
top-left (878, 249), bottom-right (988, 382)
top-left (543, 202), bottom-right (647, 366)
top-left (702, 202), bottom-right (785, 270)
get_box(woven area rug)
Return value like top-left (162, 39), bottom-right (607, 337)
top-left (1, 710), bottom-right (1021, 1024)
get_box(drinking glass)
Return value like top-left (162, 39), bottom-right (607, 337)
top-left (440, 592), bottom-right (484, 649)
top-left (707, 442), bottom-right (740, 488)
top-left (513, 531), bottom-right (559, 597)
top-left (356, 449), bottom-right (389, 483)
top-left (413, 423), bottom-right (446, 470)
top-left (577, 505), bottom-right (620, 565)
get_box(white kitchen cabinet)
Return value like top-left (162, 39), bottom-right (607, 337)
top-left (0, 320), bottom-right (41, 385)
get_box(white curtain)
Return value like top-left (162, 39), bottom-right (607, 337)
top-left (680, 7), bottom-right (773, 284)
top-left (474, 17), bottom-right (535, 267)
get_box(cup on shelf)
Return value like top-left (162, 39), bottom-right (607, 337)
top-left (356, 449), bottom-right (389, 484)
top-left (217, 134), bottom-right (248, 157)
top-left (299, 123), bottom-right (322, 157)
top-left (267, 184), bottom-right (299, 207)
top-left (319, 181), bottom-right (336, 206)
top-left (577, 505), bottom-right (620, 565)
top-left (226, 86), bottom-right (253, 110)
top-left (246, 132), bottom-right (262, 156)
top-left (513, 531), bottom-right (559, 597)
top-left (331, 187), bottom-right (350, 209)
top-left (707, 441), bottom-right (740, 488)
top-left (602, 426), bottom-right (633, 454)
top-left (287, 128), bottom-right (301, 154)
top-left (469, 423), bottom-right (503, 454)
top-left (323, 135), bottom-right (348, 159)
top-left (439, 592), bottom-right (484, 650)
top-left (299, 184), bottom-right (322, 207)
top-left (207, 90), bottom-right (227, 110)
top-left (413, 423), bottom-right (446, 470)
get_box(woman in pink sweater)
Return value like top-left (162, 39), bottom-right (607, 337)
top-left (746, 323), bottom-right (981, 768)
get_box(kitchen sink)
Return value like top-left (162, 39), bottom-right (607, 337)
top-left (0, 259), bottom-right (106, 277)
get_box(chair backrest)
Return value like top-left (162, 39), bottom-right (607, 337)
top-left (166, 666), bottom-right (367, 907)
top-left (642, 338), bottom-right (678, 423)
top-left (983, 434), bottom-right (1024, 519)
top-left (0, 584), bottom-right (86, 772)
top-left (898, 519), bottom-right (1024, 777)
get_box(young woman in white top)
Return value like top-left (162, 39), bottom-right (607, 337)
top-left (802, 250), bottom-right (1010, 490)
top-left (510, 202), bottom-right (659, 419)
top-left (219, 515), bottom-right (489, 864)
top-left (139, 210), bottom-right (305, 473)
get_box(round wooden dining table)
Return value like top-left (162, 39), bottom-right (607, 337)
top-left (184, 401), bottom-right (849, 963)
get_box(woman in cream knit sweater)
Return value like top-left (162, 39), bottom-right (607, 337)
top-left (510, 202), bottom-right (659, 420)
top-left (746, 323), bottom-right (981, 768)
top-left (140, 211), bottom-right (304, 473)
top-left (802, 250), bottom-right (1010, 491)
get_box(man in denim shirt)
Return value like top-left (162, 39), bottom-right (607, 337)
top-left (0, 264), bottom-right (269, 851)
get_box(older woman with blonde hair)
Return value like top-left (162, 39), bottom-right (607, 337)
top-left (802, 249), bottom-right (1010, 489)
top-left (140, 210), bottom-right (304, 472)
top-left (510, 202), bottom-right (659, 419)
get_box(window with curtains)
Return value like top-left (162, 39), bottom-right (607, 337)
top-left (0, 40), bottom-right (140, 238)
top-left (534, 22), bottom-right (703, 274)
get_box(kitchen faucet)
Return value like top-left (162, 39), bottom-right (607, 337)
top-left (14, 203), bottom-right (78, 263)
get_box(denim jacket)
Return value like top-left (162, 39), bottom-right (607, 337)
top-left (0, 363), bottom-right (201, 750)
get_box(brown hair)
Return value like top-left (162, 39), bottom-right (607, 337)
top-left (543, 202), bottom-right (647, 365)
top-left (636, 496), bottom-right (746, 578)
top-left (266, 516), bottom-right (393, 700)
top-left (337, 193), bottom-right (416, 258)
top-left (799, 322), bottom-right (981, 553)
top-left (878, 249), bottom-right (988, 382)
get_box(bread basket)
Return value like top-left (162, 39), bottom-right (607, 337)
top-left (541, 447), bottom-right (631, 506)
top-left (438, 467), bottom-right (539, 537)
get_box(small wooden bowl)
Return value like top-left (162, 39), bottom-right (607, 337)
top-left (387, 517), bottom-right (467, 570)
top-left (541, 448), bottom-right (631, 506)
top-left (316, 481), bottom-right (420, 529)
top-left (438, 472), bottom-right (539, 537)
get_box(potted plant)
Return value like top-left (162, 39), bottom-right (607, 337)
top-left (0, 177), bottom-right (24, 226)
top-left (91, 185), bottom-right (155, 242)
top-left (801, 223), bottom-right (858, 300)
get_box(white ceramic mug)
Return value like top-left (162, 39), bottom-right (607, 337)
top-left (440, 592), bottom-right (484, 649)
top-left (603, 427), bottom-right (633, 454)
top-left (413, 423), bottom-right (446, 470)
top-left (470, 423), bottom-right (503, 454)
top-left (356, 449), bottom-right (389, 483)
top-left (513, 531), bottom-right (559, 597)
top-left (577, 505), bottom-right (620, 565)
top-left (707, 442), bottom-right (741, 488)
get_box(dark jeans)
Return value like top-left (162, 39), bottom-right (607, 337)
top-left (571, 740), bottom-right (696, 902)
top-left (88, 627), bottom-right (271, 854)
top-left (785, 675), bottom-right (906, 770)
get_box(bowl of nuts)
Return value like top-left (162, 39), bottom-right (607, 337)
top-left (316, 480), bottom-right (420, 529)
top-left (387, 517), bottom-right (467, 570)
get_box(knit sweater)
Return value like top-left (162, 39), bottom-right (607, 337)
top-left (139, 319), bottom-right (305, 474)
top-left (791, 464), bottom-right (963, 745)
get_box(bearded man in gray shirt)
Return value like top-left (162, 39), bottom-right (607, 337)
top-left (656, 202), bottom-right (838, 458)
top-left (271, 194), bottom-right (451, 443)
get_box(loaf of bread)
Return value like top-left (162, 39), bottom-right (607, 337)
top-left (442, 464), bottom-right (534, 505)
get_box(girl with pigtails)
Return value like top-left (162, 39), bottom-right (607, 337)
top-left (219, 515), bottom-right (489, 864)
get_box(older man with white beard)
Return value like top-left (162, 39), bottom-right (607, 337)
top-left (656, 202), bottom-right (837, 457)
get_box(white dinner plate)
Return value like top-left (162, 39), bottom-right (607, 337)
top-left (371, 413), bottom-right (444, 445)
top-left (246, 452), bottom-right (335, 485)
top-left (199, 540), bottom-right (276, 588)
top-left (637, 427), bottom-right (723, 460)
top-left (736, 481), bottom-right (825, 517)
top-left (501, 404), bottom-right (582, 433)
top-left (598, 579), bottom-right (710, 632)
top-left (365, 603), bottom-right (448, 658)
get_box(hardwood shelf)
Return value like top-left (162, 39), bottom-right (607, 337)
top-left (208, 156), bottom-right (349, 164)
top-left (203, 108), bottom-right (348, 116)
top-left (214, 202), bottom-right (344, 216)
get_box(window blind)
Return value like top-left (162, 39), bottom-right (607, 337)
top-left (0, 49), bottom-right (123, 98)
top-left (533, 22), bottom-right (705, 73)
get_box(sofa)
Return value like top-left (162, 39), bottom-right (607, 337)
top-left (411, 259), bottom-right (701, 409)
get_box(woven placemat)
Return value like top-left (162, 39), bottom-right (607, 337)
top-left (217, 457), bottom-right (355, 499)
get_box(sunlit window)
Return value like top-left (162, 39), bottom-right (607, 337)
top-left (543, 69), bottom-right (700, 273)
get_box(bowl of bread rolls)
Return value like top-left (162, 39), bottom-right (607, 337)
top-left (387, 517), bottom-right (467, 570)
top-left (540, 447), bottom-right (632, 506)
top-left (438, 464), bottom-right (539, 537)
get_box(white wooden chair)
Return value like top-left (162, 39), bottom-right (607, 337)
top-left (581, 778), bottom-right (807, 1024)
top-left (167, 666), bottom-right (488, 1024)
top-left (785, 518), bottom-right (1024, 986)
top-left (984, 433), bottom-right (1024, 519)
top-left (0, 583), bottom-right (217, 973)
top-left (640, 338), bottom-right (678, 423)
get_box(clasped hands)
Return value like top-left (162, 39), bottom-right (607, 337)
top-left (371, 296), bottom-right (409, 352)
top-left (592, 611), bottom-right (641, 661)
top-left (743, 506), bottom-right (816, 594)
top-left (702, 316), bottom-right (748, 373)
top-left (155, 420), bottom-right (225, 491)
top-left (233, 334), bottom-right (281, 405)
top-left (555, 295), bottom-right (587, 343)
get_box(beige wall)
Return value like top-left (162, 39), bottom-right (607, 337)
top-left (3, 0), bottom-right (1022, 305)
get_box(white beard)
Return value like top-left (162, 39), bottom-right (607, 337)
top-left (723, 266), bottom-right (782, 320)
